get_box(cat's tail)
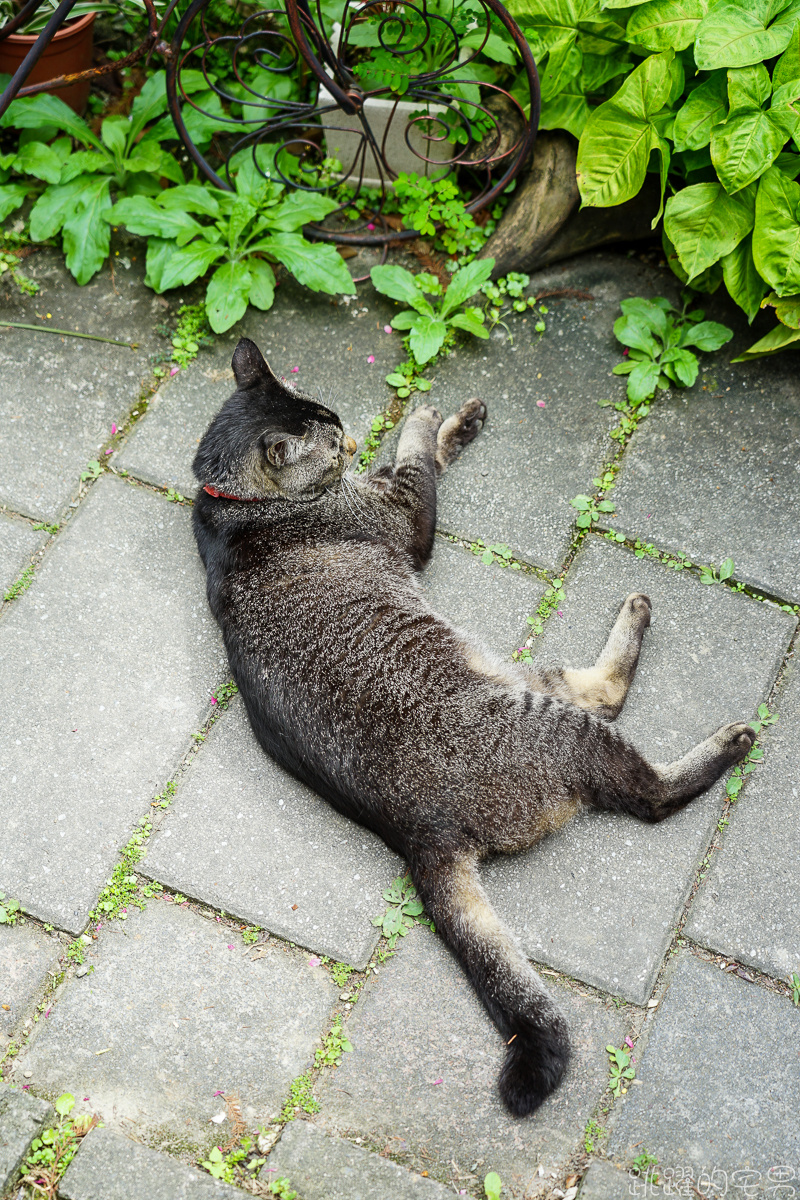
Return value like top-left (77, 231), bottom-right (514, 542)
top-left (409, 851), bottom-right (571, 1117)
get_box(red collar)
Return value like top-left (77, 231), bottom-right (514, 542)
top-left (203, 485), bottom-right (263, 501)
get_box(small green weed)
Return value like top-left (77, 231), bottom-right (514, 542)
top-left (314, 1014), bottom-right (353, 1069)
top-left (20, 1093), bottom-right (97, 1199)
top-left (699, 557), bottom-right (735, 585)
top-left (267, 1179), bottom-right (298, 1199)
top-left (242, 927), bottom-right (260, 944)
top-left (789, 972), bottom-right (800, 1006)
top-left (392, 172), bottom-right (492, 257)
top-left (357, 411), bottom-right (396, 470)
top-left (89, 817), bottom-right (159, 923)
top-left (66, 940), bottom-right (85, 966)
top-left (165, 488), bottom-right (185, 504)
top-left (4, 564), bottom-right (35, 603)
top-left (481, 273), bottom-right (548, 336)
top-left (200, 1135), bottom-right (266, 1185)
top-left (0, 893), bottom-right (21, 925)
top-left (484, 1171), bottom-right (503, 1200)
top-left (280, 1072), bottom-right (319, 1121)
top-left (469, 540), bottom-right (521, 570)
top-left (631, 1149), bottom-right (659, 1177)
top-left (371, 259), bottom-right (494, 365)
top-left (0, 249), bottom-right (39, 296)
top-left (152, 781), bottom-right (177, 809)
top-left (513, 580), bottom-right (566, 663)
top-left (80, 460), bottom-right (102, 482)
top-left (372, 873), bottom-right (434, 948)
top-left (170, 303), bottom-right (213, 370)
top-left (584, 1117), bottom-right (604, 1153)
top-left (32, 522), bottom-right (59, 535)
top-left (212, 680), bottom-right (238, 709)
top-left (613, 296), bottom-right (732, 403)
top-left (726, 703), bottom-right (777, 799)
top-left (570, 493), bottom-right (617, 529)
top-left (384, 359), bottom-right (432, 400)
top-left (330, 962), bottom-right (353, 989)
top-left (606, 1042), bottom-right (635, 1096)
top-left (172, 893), bottom-right (188, 905)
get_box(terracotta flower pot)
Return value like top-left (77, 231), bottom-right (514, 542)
top-left (0, 10), bottom-right (96, 114)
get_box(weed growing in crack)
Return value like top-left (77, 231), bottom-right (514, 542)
top-left (330, 961), bottom-right (353, 989)
top-left (469, 540), bottom-right (522, 570)
top-left (165, 488), bottom-right (186, 504)
top-left (357, 412), bottom-right (396, 471)
top-left (606, 1042), bottom-right (635, 1096)
top-left (65, 940), bottom-right (85, 966)
top-left (631, 1150), bottom-right (659, 1178)
top-left (79, 460), bottom-right (102, 483)
top-left (725, 703), bottom-right (777, 800)
top-left (584, 1117), bottom-right (605, 1153)
top-left (0, 892), bottom-right (21, 924)
top-left (32, 522), bottom-right (59, 535)
top-left (241, 927), bottom-right (260, 945)
top-left (151, 781), bottom-right (177, 810)
top-left (512, 580), bottom-right (566, 663)
top-left (372, 873), bottom-right (434, 949)
top-left (789, 972), bottom-right (800, 1006)
top-left (3, 564), bottom-right (35, 603)
top-left (19, 1093), bottom-right (98, 1200)
top-left (314, 1014), bottom-right (353, 1069)
top-left (88, 817), bottom-right (159, 924)
top-left (484, 1172), bottom-right (503, 1200)
top-left (280, 1072), bottom-right (320, 1121)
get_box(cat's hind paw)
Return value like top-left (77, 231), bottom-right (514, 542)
top-left (435, 398), bottom-right (486, 474)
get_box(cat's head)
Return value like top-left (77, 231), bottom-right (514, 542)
top-left (193, 338), bottom-right (356, 500)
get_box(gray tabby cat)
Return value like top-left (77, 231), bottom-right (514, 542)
top-left (193, 337), bottom-right (755, 1116)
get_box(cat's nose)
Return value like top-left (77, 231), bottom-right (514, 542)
top-left (345, 436), bottom-right (357, 455)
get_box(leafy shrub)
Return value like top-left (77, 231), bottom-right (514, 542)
top-left (371, 258), bottom-right (495, 363)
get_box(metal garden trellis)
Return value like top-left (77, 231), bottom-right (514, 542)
top-left (0, 0), bottom-right (540, 248)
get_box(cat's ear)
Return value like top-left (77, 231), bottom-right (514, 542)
top-left (263, 431), bottom-right (301, 468)
top-left (231, 338), bottom-right (275, 389)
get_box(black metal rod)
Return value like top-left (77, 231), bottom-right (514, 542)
top-left (0, 0), bottom-right (79, 120)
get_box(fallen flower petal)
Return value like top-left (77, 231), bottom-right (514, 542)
top-left (432, 1078), bottom-right (443, 1085)
top-left (367, 223), bottom-right (376, 231)
top-left (624, 1036), bottom-right (634, 1049)
top-left (170, 366), bottom-right (180, 376)
top-left (111, 424), bottom-right (117, 435)
top-left (227, 944), bottom-right (234, 949)
top-left (291, 366), bottom-right (299, 373)
top-left (536, 400), bottom-right (546, 408)
top-left (105, 448), bottom-right (113, 455)
top-left (384, 325), bottom-right (392, 333)
top-left (557, 610), bottom-right (563, 617)
top-left (367, 355), bottom-right (375, 363)
top-left (213, 1090), bottom-right (224, 1097)
top-left (210, 697), bottom-right (218, 705)
top-left (308, 956), bottom-right (322, 967)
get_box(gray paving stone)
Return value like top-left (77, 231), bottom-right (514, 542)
top-left (610, 370), bottom-right (800, 606)
top-left (20, 900), bottom-right (337, 1151)
top-left (317, 926), bottom-right (626, 1195)
top-left (0, 475), bottom-right (226, 934)
top-left (59, 1125), bottom-right (241, 1200)
top-left (0, 923), bottom-right (60, 1036)
top-left (0, 513), bottom-right (44, 598)
top-left (420, 538), bottom-right (546, 654)
top-left (116, 279), bottom-right (399, 498)
top-left (685, 663), bottom-right (800, 981)
top-left (608, 952), bottom-right (800, 1177)
top-left (264, 1120), bottom-right (455, 1200)
top-left (0, 1081), bottom-right (54, 1191)
top-left (429, 253), bottom-right (673, 572)
top-left (141, 695), bottom-right (400, 970)
top-left (0, 247), bottom-right (163, 522)
top-left (578, 1160), bottom-right (637, 1199)
top-left (481, 536), bottom-right (796, 1003)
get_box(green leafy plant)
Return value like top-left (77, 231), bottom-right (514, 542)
top-left (371, 872), bottom-right (434, 948)
top-left (725, 702), bottom-right (776, 798)
top-left (110, 146), bottom-right (356, 332)
top-left (280, 1072), bottom-right (320, 1121)
top-left (267, 1179), bottom-right (298, 1199)
top-left (698, 556), bottom-right (735, 585)
top-left (330, 962), bottom-right (353, 989)
top-left (632, 1150), bottom-right (659, 1178)
top-left (612, 297), bottom-right (733, 403)
top-left (0, 892), bottom-right (20, 924)
top-left (469, 540), bottom-right (522, 569)
top-left (314, 1014), bottom-right (353, 1069)
top-left (392, 172), bottom-right (488, 255)
top-left (0, 73), bottom-right (190, 284)
top-left (88, 817), bottom-right (159, 923)
top-left (484, 1171), bottom-right (504, 1200)
top-left (371, 259), bottom-right (495, 364)
top-left (789, 972), bottom-right (800, 1006)
top-left (481, 272), bottom-right (547, 333)
top-left (606, 1042), bottom-right (635, 1096)
top-left (3, 563), bottom-right (35, 603)
top-left (66, 940), bottom-right (85, 965)
top-left (20, 1093), bottom-right (97, 1199)
top-left (242, 927), bottom-right (260, 945)
top-left (384, 358), bottom-right (432, 399)
top-left (169, 303), bottom-right (213, 370)
top-left (584, 1117), bottom-right (604, 1153)
top-left (570, 493), bottom-right (617, 529)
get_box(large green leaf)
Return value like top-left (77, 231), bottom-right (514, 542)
top-left (722, 233), bottom-right (769, 320)
top-left (13, 140), bottom-right (64, 185)
top-left (59, 151), bottom-right (112, 183)
top-left (448, 309), bottom-right (490, 338)
top-left (540, 33), bottom-right (583, 100)
top-left (29, 177), bottom-right (94, 241)
top-left (694, 0), bottom-right (800, 68)
top-left (206, 261), bottom-right (252, 333)
top-left (128, 71), bottom-right (170, 143)
top-left (772, 21), bottom-right (800, 90)
top-left (257, 233), bottom-right (356, 295)
top-left (268, 192), bottom-right (340, 232)
top-left (727, 63), bottom-right (771, 111)
top-left (626, 0), bottom-right (709, 52)
top-left (157, 240), bottom-right (226, 292)
top-left (731, 320), bottom-right (800, 358)
top-left (0, 182), bottom-right (28, 221)
top-left (581, 52), bottom-right (633, 92)
top-left (664, 180), bottom-right (756, 278)
top-left (508, 0), bottom-right (608, 37)
top-left (762, 289), bottom-right (800, 326)
top-left (752, 165), bottom-right (800, 294)
top-left (440, 258), bottom-right (495, 318)
top-left (408, 314), bottom-right (448, 364)
top-left (108, 197), bottom-right (205, 246)
top-left (662, 228), bottom-right (724, 290)
top-left (158, 184), bottom-right (221, 217)
top-left (144, 238), bottom-right (177, 292)
top-left (100, 116), bottom-right (127, 159)
top-left (576, 105), bottom-right (658, 206)
top-left (248, 259), bottom-right (276, 310)
top-left (673, 71), bottom-right (728, 150)
top-left (61, 176), bottom-right (112, 285)
top-left (711, 109), bottom-right (786, 193)
top-left (370, 264), bottom-right (429, 308)
top-left (540, 86), bottom-right (591, 137)
top-left (0, 93), bottom-right (101, 148)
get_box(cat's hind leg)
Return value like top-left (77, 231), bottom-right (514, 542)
top-left (525, 593), bottom-right (651, 721)
top-left (435, 398), bottom-right (486, 475)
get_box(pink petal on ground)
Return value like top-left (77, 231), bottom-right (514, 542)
top-left (622, 348), bottom-right (629, 357)
top-left (291, 366), bottom-right (299, 373)
top-left (105, 448), bottom-right (113, 455)
top-left (227, 944), bottom-right (234, 950)
top-left (367, 223), bottom-right (376, 231)
top-left (111, 424), bottom-right (117, 435)
top-left (431, 1078), bottom-right (443, 1085)
top-left (624, 1036), bottom-right (634, 1049)
top-left (367, 355), bottom-right (375, 364)
top-left (22, 1084), bottom-right (30, 1090)
top-left (170, 366), bottom-right (180, 376)
top-left (83, 1098), bottom-right (89, 1102)
top-left (210, 697), bottom-right (218, 705)
top-left (384, 325), bottom-right (392, 333)
top-left (44, 1008), bottom-right (52, 1018)
top-left (308, 956), bottom-right (322, 967)
top-left (557, 610), bottom-right (563, 617)
top-left (213, 1090), bottom-right (224, 1097)
top-left (536, 400), bottom-right (546, 408)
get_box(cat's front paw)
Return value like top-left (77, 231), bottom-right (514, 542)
top-left (435, 399), bottom-right (487, 474)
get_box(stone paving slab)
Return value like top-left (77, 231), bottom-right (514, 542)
top-left (0, 475), bottom-right (226, 934)
top-left (610, 371), bottom-right (800, 606)
top-left (0, 246), bottom-right (163, 523)
top-left (317, 925), bottom-right (626, 1197)
top-left (0, 923), bottom-right (60, 1037)
top-left (142, 695), bottom-right (400, 970)
top-left (420, 538), bottom-right (546, 653)
top-left (116, 279), bottom-right (399, 498)
top-left (141, 537), bottom-right (544, 967)
top-left (264, 1120), bottom-right (455, 1200)
top-left (608, 952), bottom-right (800, 1177)
top-left (59, 1126), bottom-right (241, 1200)
top-left (577, 1160), bottom-right (636, 1198)
top-left (481, 536), bottom-right (796, 1004)
top-left (0, 1082), bottom-right (54, 1191)
top-left (0, 513), bottom-right (44, 598)
top-left (18, 900), bottom-right (337, 1152)
top-left (685, 662), bottom-right (800, 981)
top-left (430, 253), bottom-right (675, 573)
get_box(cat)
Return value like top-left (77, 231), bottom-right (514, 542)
top-left (192, 336), bottom-right (755, 1117)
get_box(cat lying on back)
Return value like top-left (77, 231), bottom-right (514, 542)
top-left (192, 337), bottom-right (755, 1117)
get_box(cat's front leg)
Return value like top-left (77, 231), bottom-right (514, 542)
top-left (435, 398), bottom-right (486, 475)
